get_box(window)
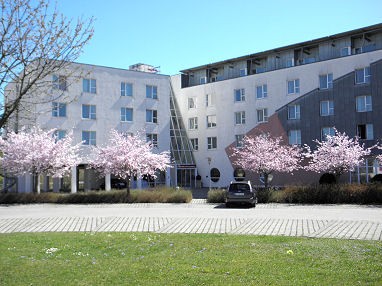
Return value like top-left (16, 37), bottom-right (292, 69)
top-left (83, 78), bottom-right (96, 93)
top-left (121, 107), bottom-right (133, 122)
top-left (207, 115), bottom-right (217, 128)
top-left (234, 89), bottom-right (245, 102)
top-left (54, 130), bottom-right (67, 141)
top-left (206, 94), bottom-right (214, 107)
top-left (52, 75), bottom-right (67, 91)
top-left (319, 73), bottom-right (333, 89)
top-left (207, 137), bottom-right (217, 150)
top-left (235, 111), bottom-right (246, 125)
top-left (257, 108), bottom-right (268, 123)
top-left (240, 68), bottom-right (247, 77)
top-left (52, 102), bottom-right (66, 117)
top-left (286, 58), bottom-right (294, 67)
top-left (355, 67), bottom-right (371, 84)
top-left (121, 82), bottom-right (133, 96)
top-left (189, 117), bottom-right (198, 130)
top-left (200, 77), bottom-right (207, 84)
top-left (188, 97), bottom-right (197, 109)
top-left (356, 95), bottom-right (372, 112)
top-left (146, 109), bottom-right (158, 123)
top-left (82, 104), bottom-right (96, 120)
top-left (146, 133), bottom-right (158, 147)
top-left (357, 124), bottom-right (373, 140)
top-left (288, 130), bottom-right (301, 145)
top-left (146, 85), bottom-right (158, 99)
top-left (288, 105), bottom-right (300, 119)
top-left (287, 79), bottom-right (300, 94)
top-left (82, 131), bottom-right (96, 146)
top-left (321, 127), bottom-right (335, 141)
top-left (190, 138), bottom-right (199, 151)
top-left (256, 84), bottom-right (268, 99)
top-left (235, 134), bottom-right (244, 148)
top-left (340, 47), bottom-right (351, 57)
top-left (320, 100), bottom-right (334, 116)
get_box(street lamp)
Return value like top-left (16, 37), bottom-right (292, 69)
top-left (207, 157), bottom-right (211, 192)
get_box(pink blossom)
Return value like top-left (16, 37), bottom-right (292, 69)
top-left (304, 129), bottom-right (371, 177)
top-left (89, 130), bottom-right (171, 193)
top-left (231, 133), bottom-right (303, 187)
top-left (0, 126), bottom-right (82, 193)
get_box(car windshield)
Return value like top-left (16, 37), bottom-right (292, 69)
top-left (229, 183), bottom-right (250, 192)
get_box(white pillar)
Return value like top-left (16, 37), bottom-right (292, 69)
top-left (71, 166), bottom-right (77, 193)
top-left (166, 167), bottom-right (171, 187)
top-left (137, 175), bottom-right (142, 189)
top-left (25, 173), bottom-right (33, 193)
top-left (43, 176), bottom-right (49, 192)
top-left (105, 173), bottom-right (111, 191)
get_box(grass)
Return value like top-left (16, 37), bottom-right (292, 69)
top-left (0, 232), bottom-right (381, 285)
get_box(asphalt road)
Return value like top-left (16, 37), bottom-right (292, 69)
top-left (0, 202), bottom-right (381, 240)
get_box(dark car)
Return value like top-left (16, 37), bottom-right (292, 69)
top-left (100, 178), bottom-right (127, 190)
top-left (225, 181), bottom-right (257, 207)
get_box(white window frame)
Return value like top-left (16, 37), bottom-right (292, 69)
top-left (146, 109), bottom-right (158, 123)
top-left (188, 97), bottom-right (197, 109)
top-left (288, 130), bottom-right (301, 145)
top-left (239, 68), bottom-right (247, 77)
top-left (257, 108), bottom-right (268, 123)
top-left (287, 79), bottom-right (300, 95)
top-left (320, 100), bottom-right (334, 116)
top-left (357, 124), bottom-right (374, 140)
top-left (190, 138), bottom-right (199, 151)
top-left (207, 115), bottom-right (217, 128)
top-left (83, 78), bottom-right (96, 94)
top-left (189, 117), bottom-right (198, 130)
top-left (234, 88), bottom-right (245, 102)
top-left (121, 82), bottom-right (133, 96)
top-left (82, 104), bottom-right (96, 120)
top-left (235, 111), bottom-right (246, 125)
top-left (146, 133), bottom-right (158, 147)
top-left (207, 137), bottom-right (217, 150)
top-left (146, 85), bottom-right (158, 99)
top-left (52, 102), bottom-right (66, 117)
top-left (288, 104), bottom-right (300, 120)
top-left (235, 134), bottom-right (244, 148)
top-left (120, 107), bottom-right (133, 122)
top-left (319, 73), bottom-right (333, 89)
top-left (256, 84), bottom-right (268, 99)
top-left (356, 95), bottom-right (372, 112)
top-left (52, 75), bottom-right (67, 91)
top-left (54, 130), bottom-right (67, 141)
top-left (206, 94), bottom-right (214, 107)
top-left (200, 77), bottom-right (207, 84)
top-left (355, 67), bottom-right (371, 84)
top-left (321, 127), bottom-right (335, 141)
top-left (82, 131), bottom-right (96, 146)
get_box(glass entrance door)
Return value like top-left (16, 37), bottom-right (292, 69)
top-left (177, 169), bottom-right (196, 188)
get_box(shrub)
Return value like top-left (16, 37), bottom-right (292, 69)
top-left (0, 187), bottom-right (192, 204)
top-left (207, 189), bottom-right (226, 203)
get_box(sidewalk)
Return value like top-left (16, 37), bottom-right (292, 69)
top-left (1, 203), bottom-right (381, 240)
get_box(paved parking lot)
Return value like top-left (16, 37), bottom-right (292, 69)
top-left (0, 202), bottom-right (381, 240)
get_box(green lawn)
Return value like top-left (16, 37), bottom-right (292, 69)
top-left (0, 232), bottom-right (381, 285)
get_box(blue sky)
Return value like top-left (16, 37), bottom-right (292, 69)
top-left (57, 0), bottom-right (382, 75)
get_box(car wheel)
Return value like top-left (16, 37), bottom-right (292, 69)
top-left (225, 202), bottom-right (231, 208)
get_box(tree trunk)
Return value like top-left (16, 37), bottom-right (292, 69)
top-left (37, 174), bottom-right (41, 194)
top-left (263, 173), bottom-right (269, 190)
top-left (125, 176), bottom-right (131, 197)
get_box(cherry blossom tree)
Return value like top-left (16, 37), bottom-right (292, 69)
top-left (231, 133), bottom-right (303, 188)
top-left (1, 0), bottom-right (94, 129)
top-left (304, 129), bottom-right (371, 182)
top-left (0, 126), bottom-right (82, 193)
top-left (89, 130), bottom-right (171, 195)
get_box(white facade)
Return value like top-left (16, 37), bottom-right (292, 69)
top-left (172, 50), bottom-right (382, 188)
top-left (10, 63), bottom-right (172, 192)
